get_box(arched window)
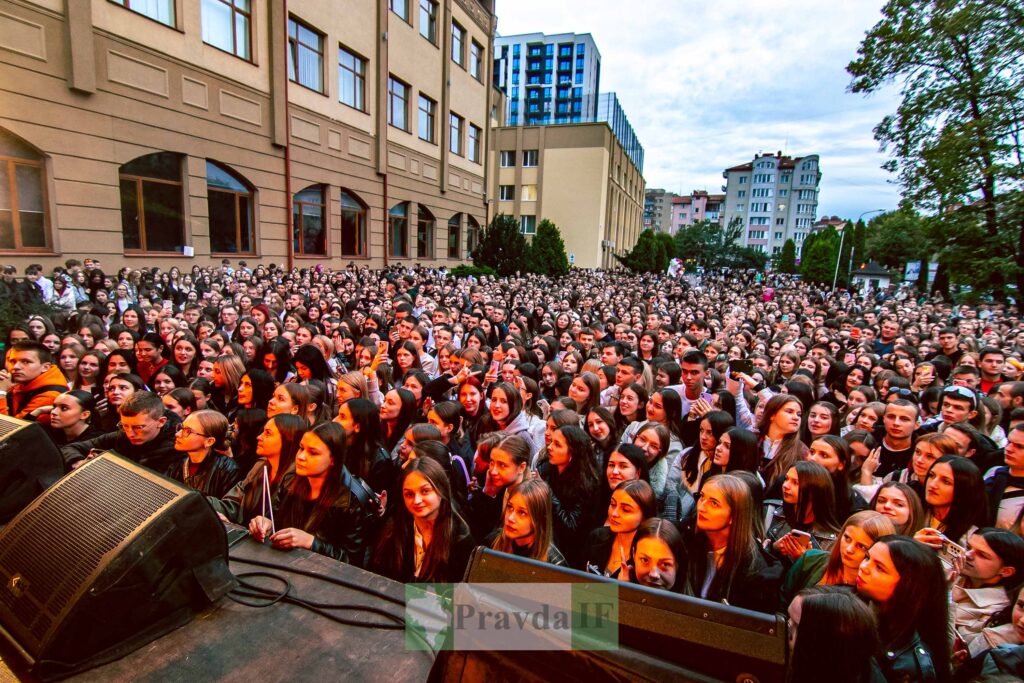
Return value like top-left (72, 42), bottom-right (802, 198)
top-left (466, 215), bottom-right (480, 259)
top-left (119, 152), bottom-right (185, 252)
top-left (416, 204), bottom-right (435, 259)
top-left (447, 213), bottom-right (462, 259)
top-left (389, 202), bottom-right (408, 258)
top-left (0, 129), bottom-right (49, 252)
top-left (339, 190), bottom-right (366, 257)
top-left (293, 185), bottom-right (326, 256)
top-left (206, 161), bottom-right (254, 254)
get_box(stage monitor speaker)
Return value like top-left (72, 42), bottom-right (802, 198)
top-left (431, 547), bottom-right (787, 683)
top-left (0, 453), bottom-right (235, 680)
top-left (0, 414), bottom-right (65, 524)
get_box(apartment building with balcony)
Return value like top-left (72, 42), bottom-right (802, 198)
top-left (720, 152), bottom-right (821, 257)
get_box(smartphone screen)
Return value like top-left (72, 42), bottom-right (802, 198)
top-left (729, 359), bottom-right (753, 376)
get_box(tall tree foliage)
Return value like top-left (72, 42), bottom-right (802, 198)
top-left (473, 214), bottom-right (528, 276)
top-left (776, 239), bottom-right (799, 274)
top-left (848, 0), bottom-right (1024, 293)
top-left (669, 218), bottom-right (755, 271)
top-left (526, 219), bottom-right (570, 277)
top-left (801, 227), bottom-right (840, 284)
top-left (617, 229), bottom-right (669, 273)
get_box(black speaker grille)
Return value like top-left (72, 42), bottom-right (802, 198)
top-left (0, 457), bottom-right (180, 648)
top-left (0, 415), bottom-right (25, 440)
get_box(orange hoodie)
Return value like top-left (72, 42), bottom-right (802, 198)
top-left (0, 364), bottom-right (69, 425)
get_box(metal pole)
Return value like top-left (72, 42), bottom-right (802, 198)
top-left (831, 228), bottom-right (846, 293)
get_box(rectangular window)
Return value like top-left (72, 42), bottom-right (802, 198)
top-left (418, 94), bottom-right (436, 142)
top-left (780, 174), bottom-right (791, 183)
top-left (110, 0), bottom-right (175, 27)
top-left (737, 190), bottom-right (746, 198)
top-left (499, 151), bottom-right (515, 167)
top-left (778, 189), bottom-right (788, 197)
top-left (390, 0), bottom-right (409, 22)
top-left (418, 0), bottom-right (437, 42)
top-left (202, 0), bottom-right (250, 59)
top-left (574, 72), bottom-right (583, 84)
top-left (774, 232), bottom-right (783, 240)
top-left (499, 185), bottom-right (514, 201)
top-left (470, 41), bottom-right (484, 81)
top-left (468, 124), bottom-right (481, 163)
top-left (288, 17), bottom-right (324, 93)
top-left (0, 156), bottom-right (50, 251)
top-left (735, 204), bottom-right (745, 212)
top-left (521, 184), bottom-right (537, 201)
top-left (520, 215), bottom-right (536, 235)
top-left (338, 46), bottom-right (366, 111)
top-left (522, 149), bottom-right (538, 167)
top-left (388, 76), bottom-right (409, 131)
top-left (738, 176), bottom-right (747, 184)
top-left (451, 22), bottom-right (465, 67)
top-left (800, 174), bottom-right (816, 185)
top-left (449, 113), bottom-right (463, 155)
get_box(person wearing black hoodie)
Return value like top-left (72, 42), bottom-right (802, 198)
top-left (61, 391), bottom-right (182, 473)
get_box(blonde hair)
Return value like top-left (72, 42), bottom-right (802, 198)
top-left (215, 354), bottom-right (246, 395)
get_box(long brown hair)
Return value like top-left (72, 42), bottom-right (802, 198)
top-left (758, 394), bottom-right (807, 483)
top-left (280, 422), bottom-right (345, 533)
top-left (491, 479), bottom-right (554, 561)
top-left (374, 458), bottom-right (460, 582)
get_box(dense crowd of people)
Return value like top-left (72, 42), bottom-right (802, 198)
top-left (4, 256), bottom-right (1024, 682)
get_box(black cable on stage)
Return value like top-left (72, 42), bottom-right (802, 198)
top-left (226, 551), bottom-right (444, 653)
top-left (228, 554), bottom-right (406, 607)
top-left (226, 571), bottom-right (291, 608)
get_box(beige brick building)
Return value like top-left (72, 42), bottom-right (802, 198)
top-left (487, 122), bottom-right (643, 270)
top-left (0, 0), bottom-right (494, 270)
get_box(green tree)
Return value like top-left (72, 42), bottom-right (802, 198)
top-left (655, 232), bottom-right (676, 264)
top-left (525, 219), bottom-right (570, 276)
top-left (801, 227), bottom-right (840, 284)
top-left (673, 224), bottom-right (706, 267)
top-left (731, 246), bottom-right (770, 271)
top-left (851, 220), bottom-right (868, 272)
top-left (865, 209), bottom-right (926, 269)
top-left (848, 0), bottom-right (1024, 293)
top-left (776, 239), bottom-right (798, 274)
top-left (472, 213), bottom-right (528, 276)
top-left (617, 229), bottom-right (666, 273)
top-left (837, 221), bottom-right (855, 287)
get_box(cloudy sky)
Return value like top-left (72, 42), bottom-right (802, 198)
top-left (495, 0), bottom-right (903, 220)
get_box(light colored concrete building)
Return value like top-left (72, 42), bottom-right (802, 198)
top-left (644, 188), bottom-right (676, 233)
top-left (488, 122), bottom-right (643, 269)
top-left (720, 152), bottom-right (821, 257)
top-left (670, 190), bottom-right (724, 234)
top-left (0, 0), bottom-right (494, 270)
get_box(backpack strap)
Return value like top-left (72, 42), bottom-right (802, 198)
top-left (10, 384), bottom-right (68, 418)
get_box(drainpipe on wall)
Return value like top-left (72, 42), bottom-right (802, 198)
top-left (282, 0), bottom-right (294, 272)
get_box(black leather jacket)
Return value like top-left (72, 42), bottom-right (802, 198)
top-left (209, 459), bottom-right (294, 525)
top-left (165, 451), bottom-right (243, 498)
top-left (876, 632), bottom-right (939, 683)
top-left (277, 466), bottom-right (376, 567)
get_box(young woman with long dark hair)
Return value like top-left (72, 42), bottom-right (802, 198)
top-left (335, 398), bottom-right (396, 496)
top-left (380, 388), bottom-right (417, 453)
top-left (686, 473), bottom-right (774, 612)
top-left (766, 461), bottom-right (841, 559)
top-left (787, 587), bottom-right (881, 683)
top-left (585, 480), bottom-right (656, 577)
top-left (539, 424), bottom-right (601, 568)
top-left (248, 422), bottom-right (374, 565)
top-left (870, 482), bottom-right (927, 537)
top-left (625, 518), bottom-right (687, 593)
top-left (757, 394), bottom-right (808, 497)
top-left (370, 458), bottom-right (475, 583)
top-left (856, 536), bottom-right (951, 682)
top-left (211, 414), bottom-right (307, 524)
top-left (915, 454), bottom-right (990, 548)
top-left (707, 426), bottom-right (761, 478)
top-left (678, 410), bottom-right (734, 493)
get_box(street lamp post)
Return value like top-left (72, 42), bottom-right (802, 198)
top-left (831, 209), bottom-right (886, 292)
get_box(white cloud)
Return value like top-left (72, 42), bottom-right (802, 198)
top-left (495, 0), bottom-right (903, 218)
